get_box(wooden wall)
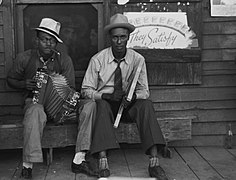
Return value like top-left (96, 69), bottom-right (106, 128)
top-left (0, 0), bottom-right (19, 124)
top-left (154, 0), bottom-right (236, 146)
top-left (0, 0), bottom-right (236, 147)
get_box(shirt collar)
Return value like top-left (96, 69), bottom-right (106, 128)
top-left (108, 47), bottom-right (130, 64)
top-left (37, 50), bottom-right (56, 62)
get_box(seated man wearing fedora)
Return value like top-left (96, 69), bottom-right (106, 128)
top-left (7, 18), bottom-right (97, 179)
top-left (81, 13), bottom-right (168, 180)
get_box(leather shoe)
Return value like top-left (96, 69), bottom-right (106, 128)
top-left (71, 161), bottom-right (98, 177)
top-left (21, 167), bottom-right (32, 179)
top-left (148, 165), bottom-right (168, 180)
top-left (99, 168), bottom-right (110, 178)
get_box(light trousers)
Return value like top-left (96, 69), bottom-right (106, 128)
top-left (23, 98), bottom-right (96, 163)
top-left (75, 99), bottom-right (96, 152)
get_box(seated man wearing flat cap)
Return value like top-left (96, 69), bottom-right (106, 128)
top-left (7, 18), bottom-right (97, 179)
top-left (81, 13), bottom-right (168, 180)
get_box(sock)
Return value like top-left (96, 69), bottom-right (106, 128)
top-left (149, 156), bottom-right (159, 167)
top-left (73, 152), bottom-right (86, 165)
top-left (23, 162), bottom-right (33, 169)
top-left (99, 157), bottom-right (109, 170)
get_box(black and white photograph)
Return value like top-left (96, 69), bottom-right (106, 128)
top-left (0, 0), bottom-right (235, 180)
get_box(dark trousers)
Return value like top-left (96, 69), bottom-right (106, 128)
top-left (90, 99), bottom-right (165, 155)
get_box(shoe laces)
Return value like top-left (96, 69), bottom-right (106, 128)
top-left (99, 157), bottom-right (109, 170)
top-left (149, 156), bottom-right (159, 167)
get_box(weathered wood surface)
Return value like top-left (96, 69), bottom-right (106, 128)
top-left (0, 116), bottom-right (192, 149)
top-left (195, 147), bottom-right (236, 180)
top-left (202, 49), bottom-right (236, 61)
top-left (203, 22), bottom-right (236, 35)
top-left (0, 123), bottom-right (78, 149)
top-left (147, 62), bottom-right (201, 85)
top-left (123, 148), bottom-right (150, 177)
top-left (1, 0), bottom-right (236, 148)
top-left (136, 49), bottom-right (201, 63)
top-left (3, 146), bottom-right (236, 180)
top-left (160, 148), bottom-right (198, 180)
top-left (1, 0), bottom-right (14, 79)
top-left (175, 147), bottom-right (224, 180)
top-left (2, 86), bottom-right (236, 106)
top-left (109, 149), bottom-right (131, 177)
top-left (0, 149), bottom-right (21, 180)
top-left (45, 148), bottom-right (75, 180)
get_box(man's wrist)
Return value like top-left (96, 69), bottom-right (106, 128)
top-left (132, 93), bottom-right (137, 101)
top-left (102, 93), bottom-right (111, 100)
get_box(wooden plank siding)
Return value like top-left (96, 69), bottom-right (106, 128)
top-left (1, 0), bottom-right (236, 147)
top-left (151, 0), bottom-right (236, 146)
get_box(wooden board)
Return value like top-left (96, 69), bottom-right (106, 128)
top-left (203, 22), bottom-right (236, 35)
top-left (0, 123), bottom-right (78, 149)
top-left (0, 10), bottom-right (3, 24)
top-left (203, 35), bottom-right (236, 49)
top-left (202, 49), bottom-right (236, 61)
top-left (228, 149), bottom-right (236, 157)
top-left (147, 62), bottom-right (201, 85)
top-left (0, 39), bottom-right (3, 52)
top-left (203, 61), bottom-right (236, 71)
top-left (0, 25), bottom-right (3, 38)
top-left (150, 87), bottom-right (236, 102)
top-left (202, 75), bottom-right (236, 87)
top-left (196, 147), bottom-right (236, 180)
top-left (109, 149), bottom-right (131, 177)
top-left (0, 149), bottom-right (21, 179)
top-left (123, 148), bottom-right (149, 177)
top-left (159, 148), bottom-right (198, 180)
top-left (176, 147), bottom-right (223, 180)
top-left (169, 135), bottom-right (226, 147)
top-left (2, 86), bottom-right (236, 106)
top-left (156, 109), bottom-right (236, 123)
top-left (45, 147), bottom-right (75, 180)
top-left (153, 100), bottom-right (236, 112)
top-left (192, 121), bottom-right (236, 135)
top-left (157, 117), bottom-right (192, 141)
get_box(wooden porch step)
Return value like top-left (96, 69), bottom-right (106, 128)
top-left (0, 116), bottom-right (193, 163)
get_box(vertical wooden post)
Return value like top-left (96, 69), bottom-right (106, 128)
top-left (46, 148), bottom-right (53, 165)
top-left (103, 0), bottom-right (111, 48)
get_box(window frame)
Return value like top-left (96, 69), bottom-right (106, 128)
top-left (15, 0), bottom-right (105, 80)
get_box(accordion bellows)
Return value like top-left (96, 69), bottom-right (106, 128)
top-left (33, 70), bottom-right (79, 122)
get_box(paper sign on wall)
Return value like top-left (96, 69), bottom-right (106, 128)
top-left (125, 12), bottom-right (197, 49)
top-left (210, 0), bottom-right (236, 16)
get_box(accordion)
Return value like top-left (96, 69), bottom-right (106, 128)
top-left (32, 68), bottom-right (80, 124)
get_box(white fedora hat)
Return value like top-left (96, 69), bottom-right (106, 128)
top-left (104, 13), bottom-right (135, 34)
top-left (34, 18), bottom-right (63, 43)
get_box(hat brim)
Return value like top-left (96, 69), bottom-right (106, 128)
top-left (34, 28), bottom-right (63, 43)
top-left (104, 23), bottom-right (135, 34)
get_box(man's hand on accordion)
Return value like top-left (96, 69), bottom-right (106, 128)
top-left (25, 79), bottom-right (37, 91)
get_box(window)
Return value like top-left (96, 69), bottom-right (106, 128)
top-left (15, 0), bottom-right (104, 89)
top-left (15, 0), bottom-right (103, 75)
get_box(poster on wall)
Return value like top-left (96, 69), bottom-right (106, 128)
top-left (210, 0), bottom-right (236, 16)
top-left (125, 12), bottom-right (197, 49)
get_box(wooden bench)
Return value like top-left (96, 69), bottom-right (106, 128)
top-left (0, 116), bottom-right (193, 164)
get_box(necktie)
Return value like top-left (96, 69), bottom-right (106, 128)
top-left (114, 59), bottom-right (124, 91)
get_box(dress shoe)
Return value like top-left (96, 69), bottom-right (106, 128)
top-left (71, 161), bottom-right (98, 177)
top-left (21, 167), bottom-right (32, 179)
top-left (148, 165), bottom-right (168, 180)
top-left (99, 168), bottom-right (110, 178)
